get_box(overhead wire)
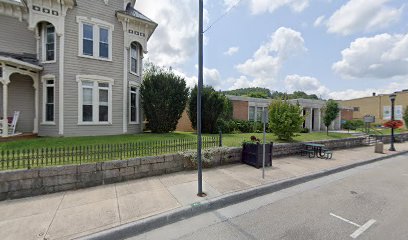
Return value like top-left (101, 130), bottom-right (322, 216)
top-left (203, 0), bottom-right (243, 33)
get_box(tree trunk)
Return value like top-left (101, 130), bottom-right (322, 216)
top-left (326, 126), bottom-right (329, 136)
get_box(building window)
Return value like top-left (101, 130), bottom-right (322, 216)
top-left (130, 43), bottom-right (139, 75)
top-left (249, 106), bottom-right (255, 121)
top-left (99, 28), bottom-right (109, 58)
top-left (77, 17), bottom-right (114, 61)
top-left (42, 77), bottom-right (55, 124)
top-left (43, 23), bottom-right (56, 62)
top-left (77, 75), bottom-right (114, 124)
top-left (256, 107), bottom-right (263, 122)
top-left (98, 83), bottom-right (109, 122)
top-left (82, 81), bottom-right (93, 122)
top-left (83, 24), bottom-right (94, 56)
top-left (353, 107), bottom-right (360, 112)
top-left (129, 86), bottom-right (139, 123)
top-left (0, 66), bottom-right (2, 78)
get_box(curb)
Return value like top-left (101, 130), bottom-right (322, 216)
top-left (81, 150), bottom-right (408, 240)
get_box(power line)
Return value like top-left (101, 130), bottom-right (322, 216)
top-left (203, 0), bottom-right (243, 33)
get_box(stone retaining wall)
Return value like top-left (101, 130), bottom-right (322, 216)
top-left (0, 137), bottom-right (365, 200)
top-left (374, 133), bottom-right (408, 144)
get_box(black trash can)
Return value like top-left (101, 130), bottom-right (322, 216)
top-left (242, 142), bottom-right (273, 168)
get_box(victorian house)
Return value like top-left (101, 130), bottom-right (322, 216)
top-left (0, 0), bottom-right (157, 137)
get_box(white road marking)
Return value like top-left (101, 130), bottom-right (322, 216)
top-left (330, 213), bottom-right (361, 227)
top-left (350, 219), bottom-right (376, 239)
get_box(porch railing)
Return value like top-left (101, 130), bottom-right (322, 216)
top-left (0, 136), bottom-right (219, 170)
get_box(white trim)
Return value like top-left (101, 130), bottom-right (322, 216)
top-left (41, 22), bottom-right (56, 63)
top-left (41, 74), bottom-right (56, 125)
top-left (59, 34), bottom-right (64, 135)
top-left (0, 56), bottom-right (43, 71)
top-left (77, 16), bottom-right (114, 61)
top-left (123, 46), bottom-right (128, 133)
top-left (76, 75), bottom-right (114, 125)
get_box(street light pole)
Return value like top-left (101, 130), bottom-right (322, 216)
top-left (197, 0), bottom-right (205, 197)
top-left (389, 93), bottom-right (396, 151)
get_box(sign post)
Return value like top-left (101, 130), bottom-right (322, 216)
top-left (262, 109), bottom-right (268, 179)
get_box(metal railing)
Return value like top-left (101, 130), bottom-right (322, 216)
top-left (0, 136), bottom-right (220, 170)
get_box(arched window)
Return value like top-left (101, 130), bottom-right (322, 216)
top-left (130, 42), bottom-right (140, 75)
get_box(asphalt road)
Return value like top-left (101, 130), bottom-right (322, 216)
top-left (128, 153), bottom-right (408, 240)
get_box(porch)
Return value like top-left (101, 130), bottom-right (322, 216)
top-left (0, 53), bottom-right (42, 138)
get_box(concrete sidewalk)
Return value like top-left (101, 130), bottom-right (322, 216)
top-left (1, 143), bottom-right (407, 240)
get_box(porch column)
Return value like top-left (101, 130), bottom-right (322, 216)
top-left (317, 108), bottom-right (321, 132)
top-left (33, 76), bottom-right (39, 133)
top-left (309, 108), bottom-right (313, 131)
top-left (2, 80), bottom-right (9, 137)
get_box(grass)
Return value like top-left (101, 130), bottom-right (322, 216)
top-left (0, 131), bottom-right (353, 151)
top-left (355, 128), bottom-right (408, 135)
top-left (217, 132), bottom-right (353, 147)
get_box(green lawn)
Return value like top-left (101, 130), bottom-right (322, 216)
top-left (0, 131), bottom-right (353, 151)
top-left (218, 132), bottom-right (353, 147)
top-left (356, 128), bottom-right (408, 135)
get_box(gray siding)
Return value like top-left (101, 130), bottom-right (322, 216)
top-left (63, 0), bottom-right (126, 136)
top-left (0, 74), bottom-right (35, 133)
top-left (0, 16), bottom-right (36, 55)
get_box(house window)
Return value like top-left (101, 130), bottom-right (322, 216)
top-left (99, 28), bottom-right (109, 58)
top-left (129, 86), bottom-right (139, 123)
top-left (82, 81), bottom-right (93, 122)
top-left (130, 43), bottom-right (139, 75)
top-left (98, 83), bottom-right (109, 122)
top-left (249, 106), bottom-right (255, 121)
top-left (77, 75), bottom-right (114, 124)
top-left (353, 107), bottom-right (360, 112)
top-left (0, 66), bottom-right (2, 78)
top-left (77, 17), bottom-right (114, 61)
top-left (43, 23), bottom-right (56, 62)
top-left (83, 24), bottom-right (94, 56)
top-left (42, 77), bottom-right (55, 123)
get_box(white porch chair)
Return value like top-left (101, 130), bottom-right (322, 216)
top-left (0, 111), bottom-right (20, 136)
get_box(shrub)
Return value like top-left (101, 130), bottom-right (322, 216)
top-left (323, 100), bottom-right (340, 135)
top-left (188, 86), bottom-right (229, 133)
top-left (343, 120), bottom-right (364, 131)
top-left (141, 64), bottom-right (189, 133)
top-left (268, 99), bottom-right (304, 140)
top-left (300, 128), bottom-right (309, 133)
top-left (404, 106), bottom-right (408, 128)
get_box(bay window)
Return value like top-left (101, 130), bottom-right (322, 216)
top-left (130, 43), bottom-right (139, 75)
top-left (42, 76), bottom-right (55, 124)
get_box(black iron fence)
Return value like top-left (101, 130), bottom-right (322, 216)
top-left (0, 136), bottom-right (220, 170)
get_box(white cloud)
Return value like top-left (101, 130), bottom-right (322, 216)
top-left (283, 74), bottom-right (408, 100)
top-left (224, 0), bottom-right (240, 9)
top-left (136, 0), bottom-right (209, 67)
top-left (313, 15), bottom-right (325, 27)
top-left (249, 0), bottom-right (309, 14)
top-left (326, 0), bottom-right (403, 35)
top-left (234, 27), bottom-right (306, 88)
top-left (173, 67), bottom-right (223, 90)
top-left (224, 46), bottom-right (239, 56)
top-left (284, 75), bottom-right (330, 97)
top-left (333, 32), bottom-right (408, 79)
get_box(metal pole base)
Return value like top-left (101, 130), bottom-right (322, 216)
top-left (197, 192), bottom-right (207, 197)
top-left (389, 146), bottom-right (396, 151)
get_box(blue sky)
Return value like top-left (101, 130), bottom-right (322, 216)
top-left (136, 0), bottom-right (408, 100)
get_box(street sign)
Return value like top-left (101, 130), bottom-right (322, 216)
top-left (262, 109), bottom-right (268, 124)
top-left (364, 115), bottom-right (375, 123)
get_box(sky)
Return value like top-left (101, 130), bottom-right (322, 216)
top-left (135, 0), bottom-right (408, 100)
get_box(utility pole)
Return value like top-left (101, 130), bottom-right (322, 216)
top-left (197, 0), bottom-right (205, 197)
